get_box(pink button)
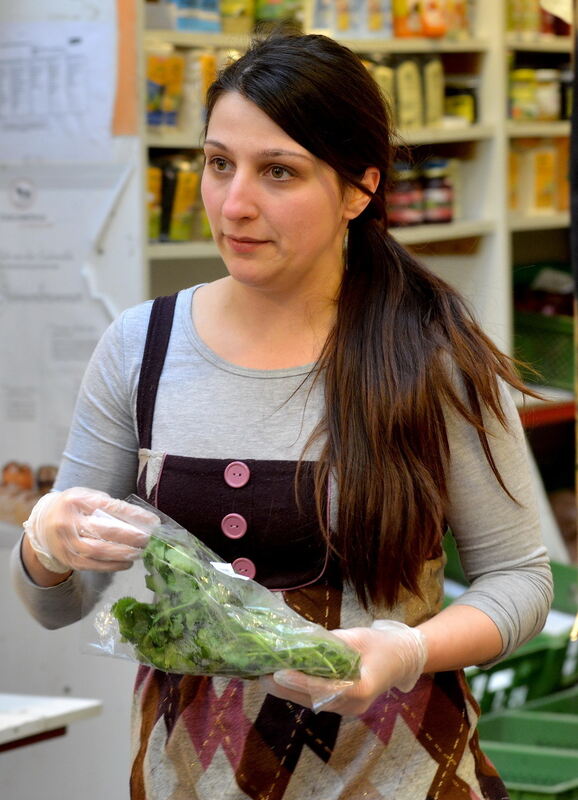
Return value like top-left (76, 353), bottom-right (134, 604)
top-left (232, 557), bottom-right (256, 579)
top-left (224, 461), bottom-right (251, 488)
top-left (221, 513), bottom-right (247, 539)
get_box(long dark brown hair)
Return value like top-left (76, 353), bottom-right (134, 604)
top-left (205, 32), bottom-right (534, 608)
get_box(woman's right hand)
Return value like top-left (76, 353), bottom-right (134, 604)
top-left (23, 487), bottom-right (159, 575)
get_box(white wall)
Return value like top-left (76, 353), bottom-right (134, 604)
top-left (2, 1), bottom-right (144, 798)
top-left (1, 550), bottom-right (137, 799)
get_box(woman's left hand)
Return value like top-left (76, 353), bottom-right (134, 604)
top-left (259, 620), bottom-right (428, 716)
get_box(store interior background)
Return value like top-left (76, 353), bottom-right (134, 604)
top-left (1, 1), bottom-right (576, 798)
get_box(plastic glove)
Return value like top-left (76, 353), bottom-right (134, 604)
top-left (23, 488), bottom-right (160, 574)
top-left (261, 619), bottom-right (428, 715)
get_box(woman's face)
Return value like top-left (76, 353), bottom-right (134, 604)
top-left (201, 91), bottom-right (358, 295)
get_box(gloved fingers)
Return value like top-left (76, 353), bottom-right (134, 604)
top-left (94, 497), bottom-right (160, 534)
top-left (273, 670), bottom-right (355, 713)
top-left (63, 552), bottom-right (137, 573)
top-left (56, 489), bottom-right (160, 534)
top-left (58, 530), bottom-right (143, 565)
top-left (258, 675), bottom-right (315, 710)
top-left (83, 510), bottom-right (151, 548)
top-left (273, 669), bottom-right (352, 696)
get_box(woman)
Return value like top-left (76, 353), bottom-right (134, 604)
top-left (13, 31), bottom-right (552, 800)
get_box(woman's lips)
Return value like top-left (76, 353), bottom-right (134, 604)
top-left (225, 235), bottom-right (269, 254)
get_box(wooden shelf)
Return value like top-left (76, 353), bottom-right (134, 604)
top-left (338, 36), bottom-right (489, 54)
top-left (147, 127), bottom-right (202, 149)
top-left (507, 120), bottom-right (571, 138)
top-left (144, 29), bottom-right (489, 54)
top-left (509, 212), bottom-right (571, 231)
top-left (398, 123), bottom-right (496, 146)
top-left (505, 33), bottom-right (574, 53)
top-left (148, 219), bottom-right (495, 260)
top-left (145, 30), bottom-right (250, 49)
top-left (148, 123), bottom-right (497, 150)
top-left (393, 219), bottom-right (495, 245)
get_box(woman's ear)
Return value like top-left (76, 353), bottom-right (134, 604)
top-left (343, 167), bottom-right (381, 220)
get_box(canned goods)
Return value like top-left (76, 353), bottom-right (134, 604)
top-left (535, 69), bottom-right (561, 121)
top-left (388, 163), bottom-right (424, 227)
top-left (509, 68), bottom-right (538, 121)
top-left (444, 75), bottom-right (479, 124)
top-left (422, 160), bottom-right (454, 224)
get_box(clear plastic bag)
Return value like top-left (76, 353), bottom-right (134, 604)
top-left (83, 495), bottom-right (360, 696)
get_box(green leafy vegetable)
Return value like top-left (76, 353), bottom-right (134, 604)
top-left (111, 536), bottom-right (360, 680)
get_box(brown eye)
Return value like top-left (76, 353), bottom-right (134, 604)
top-left (269, 165), bottom-right (291, 180)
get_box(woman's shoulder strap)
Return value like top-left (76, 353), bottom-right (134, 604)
top-left (136, 293), bottom-right (178, 449)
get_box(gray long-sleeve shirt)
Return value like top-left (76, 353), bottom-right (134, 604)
top-left (11, 286), bottom-right (553, 660)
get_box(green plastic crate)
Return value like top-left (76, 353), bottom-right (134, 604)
top-left (514, 310), bottom-right (574, 391)
top-left (466, 632), bottom-right (570, 713)
top-left (443, 534), bottom-right (578, 710)
top-left (478, 710), bottom-right (578, 750)
top-left (551, 561), bottom-right (578, 616)
top-left (522, 685), bottom-right (578, 714)
top-left (481, 742), bottom-right (578, 799)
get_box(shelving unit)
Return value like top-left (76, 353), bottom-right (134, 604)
top-left (505, 23), bottom-right (573, 424)
top-left (138, 0), bottom-right (573, 373)
top-left (399, 123), bottom-right (496, 146)
top-left (509, 212), bottom-right (571, 232)
top-left (507, 120), bottom-right (572, 137)
top-left (147, 218), bottom-right (497, 261)
top-left (506, 33), bottom-right (573, 53)
top-left (147, 123), bottom-right (497, 150)
top-left (136, 3), bottom-right (578, 565)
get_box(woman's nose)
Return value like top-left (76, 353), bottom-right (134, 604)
top-left (221, 173), bottom-right (259, 220)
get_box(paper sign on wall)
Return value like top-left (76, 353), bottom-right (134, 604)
top-left (0, 20), bottom-right (116, 162)
top-left (0, 163), bottom-right (127, 536)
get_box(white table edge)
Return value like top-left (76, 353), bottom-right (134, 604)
top-left (0, 694), bottom-right (103, 747)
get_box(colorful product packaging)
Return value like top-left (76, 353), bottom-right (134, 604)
top-left (161, 54), bottom-right (186, 128)
top-left (392, 0), bottom-right (423, 36)
top-left (510, 138), bottom-right (558, 215)
top-left (392, 0), bottom-right (447, 37)
top-left (509, 68), bottom-right (538, 121)
top-left (255, 0), bottom-right (303, 23)
top-left (394, 56), bottom-right (424, 129)
top-left (157, 156), bottom-right (203, 242)
top-left (147, 166), bottom-right (163, 242)
top-left (177, 50), bottom-right (218, 141)
top-left (147, 49), bottom-right (187, 130)
top-left (147, 52), bottom-right (169, 128)
top-left (372, 61), bottom-right (396, 112)
top-left (333, 0), bottom-right (364, 36)
top-left (422, 54), bottom-right (445, 126)
top-left (168, 0), bottom-right (221, 32)
top-left (555, 137), bottom-right (570, 213)
top-left (364, 0), bottom-right (393, 37)
top-left (444, 0), bottom-right (470, 38)
top-left (308, 0), bottom-right (333, 30)
top-left (444, 75), bottom-right (479, 124)
top-left (221, 0), bottom-right (256, 33)
top-left (420, 0), bottom-right (447, 36)
top-left (508, 147), bottom-right (522, 212)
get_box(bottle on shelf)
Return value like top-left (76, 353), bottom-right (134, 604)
top-left (387, 163), bottom-right (425, 226)
top-left (444, 74), bottom-right (479, 124)
top-left (509, 137), bottom-right (566, 216)
top-left (422, 159), bottom-right (455, 223)
top-left (148, 154), bottom-right (209, 244)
